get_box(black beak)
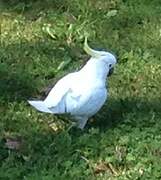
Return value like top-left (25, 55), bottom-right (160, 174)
top-left (108, 67), bottom-right (114, 77)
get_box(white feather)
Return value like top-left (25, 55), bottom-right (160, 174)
top-left (28, 100), bottom-right (52, 113)
top-left (28, 46), bottom-right (117, 129)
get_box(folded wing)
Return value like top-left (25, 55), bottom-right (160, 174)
top-left (28, 73), bottom-right (75, 114)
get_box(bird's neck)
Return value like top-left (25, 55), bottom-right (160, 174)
top-left (80, 58), bottom-right (109, 83)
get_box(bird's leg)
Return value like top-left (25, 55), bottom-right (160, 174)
top-left (76, 117), bottom-right (88, 130)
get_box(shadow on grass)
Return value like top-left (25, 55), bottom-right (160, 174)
top-left (0, 38), bottom-right (81, 103)
top-left (1, 39), bottom-right (161, 132)
top-left (1, 0), bottom-right (69, 20)
top-left (1, 0), bottom-right (67, 10)
top-left (0, 68), bottom-right (37, 102)
top-left (0, 41), bottom-right (45, 102)
top-left (90, 97), bottom-right (161, 130)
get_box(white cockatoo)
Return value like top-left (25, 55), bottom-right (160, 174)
top-left (28, 38), bottom-right (117, 129)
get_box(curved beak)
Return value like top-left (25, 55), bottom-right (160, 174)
top-left (83, 37), bottom-right (102, 58)
top-left (108, 67), bottom-right (114, 77)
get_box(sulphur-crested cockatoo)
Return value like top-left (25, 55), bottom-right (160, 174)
top-left (28, 38), bottom-right (117, 129)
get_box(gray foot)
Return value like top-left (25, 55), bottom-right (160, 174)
top-left (76, 117), bottom-right (88, 130)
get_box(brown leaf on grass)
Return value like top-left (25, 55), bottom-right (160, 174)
top-left (94, 162), bottom-right (110, 174)
top-left (48, 122), bottom-right (59, 132)
top-left (5, 138), bottom-right (22, 150)
top-left (48, 120), bottom-right (65, 132)
top-left (94, 161), bottom-right (118, 176)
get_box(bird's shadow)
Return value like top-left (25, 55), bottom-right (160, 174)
top-left (86, 97), bottom-right (161, 131)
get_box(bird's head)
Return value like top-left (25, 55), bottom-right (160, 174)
top-left (83, 37), bottom-right (117, 77)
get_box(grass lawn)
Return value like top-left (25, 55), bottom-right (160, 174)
top-left (1, 0), bottom-right (161, 179)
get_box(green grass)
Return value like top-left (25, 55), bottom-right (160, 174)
top-left (1, 0), bottom-right (161, 179)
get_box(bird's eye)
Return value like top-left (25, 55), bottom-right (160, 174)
top-left (109, 64), bottom-right (112, 68)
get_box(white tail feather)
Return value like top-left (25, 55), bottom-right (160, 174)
top-left (28, 100), bottom-right (53, 113)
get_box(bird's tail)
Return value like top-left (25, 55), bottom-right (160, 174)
top-left (28, 100), bottom-right (53, 113)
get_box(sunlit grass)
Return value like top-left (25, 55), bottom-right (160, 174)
top-left (0, 0), bottom-right (161, 179)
